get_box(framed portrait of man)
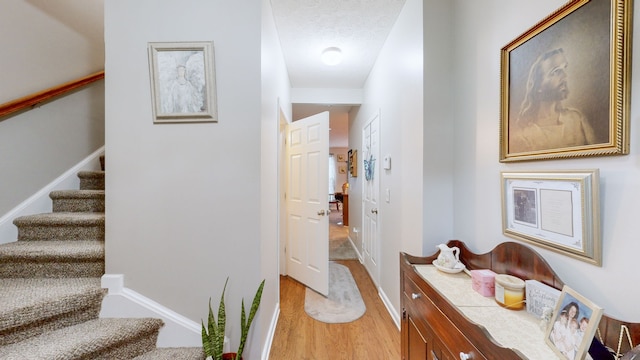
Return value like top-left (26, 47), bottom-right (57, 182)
top-left (499, 0), bottom-right (632, 162)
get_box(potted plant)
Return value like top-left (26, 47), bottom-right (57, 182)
top-left (202, 278), bottom-right (265, 360)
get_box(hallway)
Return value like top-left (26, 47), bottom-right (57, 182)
top-left (268, 260), bottom-right (401, 359)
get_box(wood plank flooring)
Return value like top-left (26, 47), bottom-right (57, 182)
top-left (268, 260), bottom-right (401, 359)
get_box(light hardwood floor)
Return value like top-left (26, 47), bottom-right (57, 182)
top-left (268, 260), bottom-right (401, 359)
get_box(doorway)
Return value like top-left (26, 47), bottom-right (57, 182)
top-left (279, 105), bottom-right (355, 282)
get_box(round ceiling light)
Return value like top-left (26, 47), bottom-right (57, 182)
top-left (321, 47), bottom-right (343, 66)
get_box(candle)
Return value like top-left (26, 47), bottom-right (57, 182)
top-left (494, 274), bottom-right (525, 310)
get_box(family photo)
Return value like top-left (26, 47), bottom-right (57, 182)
top-left (546, 287), bottom-right (603, 360)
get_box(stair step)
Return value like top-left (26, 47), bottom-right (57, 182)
top-left (133, 347), bottom-right (206, 360)
top-left (50, 190), bottom-right (105, 212)
top-left (78, 170), bottom-right (105, 190)
top-left (0, 240), bottom-right (104, 278)
top-left (0, 278), bottom-right (105, 346)
top-left (0, 317), bottom-right (164, 360)
top-left (13, 212), bottom-right (105, 241)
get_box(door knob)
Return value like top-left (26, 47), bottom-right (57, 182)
top-left (371, 208), bottom-right (378, 214)
top-left (317, 210), bottom-right (326, 216)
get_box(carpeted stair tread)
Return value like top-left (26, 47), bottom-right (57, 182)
top-left (78, 170), bottom-right (105, 191)
top-left (0, 317), bottom-right (164, 359)
top-left (13, 212), bottom-right (105, 241)
top-left (0, 240), bottom-right (105, 278)
top-left (0, 278), bottom-right (105, 346)
top-left (14, 212), bottom-right (105, 226)
top-left (132, 347), bottom-right (206, 359)
top-left (50, 190), bottom-right (105, 212)
top-left (0, 240), bottom-right (104, 260)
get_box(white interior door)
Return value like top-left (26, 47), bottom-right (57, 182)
top-left (286, 111), bottom-right (330, 296)
top-left (362, 112), bottom-right (380, 286)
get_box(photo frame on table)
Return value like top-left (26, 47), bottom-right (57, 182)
top-left (148, 41), bottom-right (217, 123)
top-left (545, 285), bottom-right (603, 360)
top-left (499, 0), bottom-right (632, 162)
top-left (500, 170), bottom-right (601, 266)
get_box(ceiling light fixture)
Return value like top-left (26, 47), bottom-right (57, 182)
top-left (321, 47), bottom-right (343, 66)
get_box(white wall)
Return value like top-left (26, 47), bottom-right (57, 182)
top-left (351, 0), bottom-right (423, 320)
top-left (0, 0), bottom-right (104, 103)
top-left (260, 0), bottom-right (291, 356)
top-left (0, 0), bottom-right (105, 218)
top-left (442, 0), bottom-right (640, 321)
top-left (105, 1), bottom-right (274, 357)
top-left (422, 0), bottom-right (455, 249)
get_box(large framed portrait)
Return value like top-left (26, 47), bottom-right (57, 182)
top-left (148, 41), bottom-right (218, 123)
top-left (500, 0), bottom-right (632, 162)
top-left (545, 285), bottom-right (603, 360)
top-left (500, 169), bottom-right (601, 266)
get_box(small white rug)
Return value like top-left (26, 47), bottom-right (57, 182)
top-left (304, 262), bottom-right (366, 323)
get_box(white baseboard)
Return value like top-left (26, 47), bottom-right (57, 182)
top-left (378, 286), bottom-right (401, 330)
top-left (0, 146), bottom-right (105, 245)
top-left (261, 304), bottom-right (280, 360)
top-left (100, 274), bottom-right (201, 347)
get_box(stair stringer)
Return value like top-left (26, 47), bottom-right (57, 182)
top-left (100, 274), bottom-right (202, 348)
top-left (0, 146), bottom-right (105, 245)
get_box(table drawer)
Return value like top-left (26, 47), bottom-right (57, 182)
top-left (404, 274), bottom-right (487, 360)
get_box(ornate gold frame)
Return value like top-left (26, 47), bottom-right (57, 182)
top-left (499, 0), bottom-right (632, 162)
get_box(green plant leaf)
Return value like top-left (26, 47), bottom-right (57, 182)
top-left (201, 297), bottom-right (217, 357)
top-left (236, 279), bottom-right (265, 358)
top-left (201, 278), bottom-right (230, 360)
top-left (215, 277), bottom-right (229, 359)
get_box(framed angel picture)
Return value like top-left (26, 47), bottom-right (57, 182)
top-left (148, 41), bottom-right (218, 123)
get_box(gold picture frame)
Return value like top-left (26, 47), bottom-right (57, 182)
top-left (500, 170), bottom-right (601, 266)
top-left (499, 0), bottom-right (632, 162)
top-left (545, 285), bottom-right (603, 360)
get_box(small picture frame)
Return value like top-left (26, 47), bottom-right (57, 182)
top-left (148, 41), bottom-right (218, 123)
top-left (348, 149), bottom-right (358, 177)
top-left (337, 154), bottom-right (346, 162)
top-left (501, 170), bottom-right (601, 266)
top-left (545, 285), bottom-right (603, 360)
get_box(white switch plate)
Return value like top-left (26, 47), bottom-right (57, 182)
top-left (383, 155), bottom-right (391, 170)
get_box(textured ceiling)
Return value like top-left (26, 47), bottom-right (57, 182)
top-left (270, 0), bottom-right (406, 89)
top-left (272, 0), bottom-right (407, 147)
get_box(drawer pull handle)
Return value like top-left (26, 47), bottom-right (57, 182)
top-left (411, 293), bottom-right (421, 300)
top-left (459, 352), bottom-right (472, 360)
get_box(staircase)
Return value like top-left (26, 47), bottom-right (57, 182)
top-left (0, 156), bottom-right (205, 359)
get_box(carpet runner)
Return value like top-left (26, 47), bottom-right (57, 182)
top-left (304, 262), bottom-right (366, 323)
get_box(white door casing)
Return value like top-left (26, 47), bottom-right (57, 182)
top-left (285, 111), bottom-right (330, 296)
top-left (362, 111), bottom-right (380, 287)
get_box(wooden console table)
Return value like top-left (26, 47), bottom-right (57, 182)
top-left (400, 240), bottom-right (640, 359)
